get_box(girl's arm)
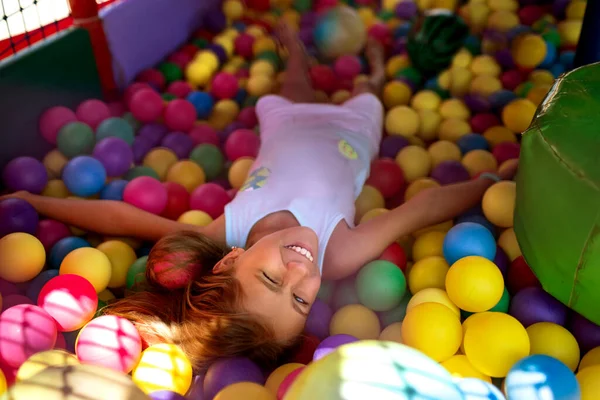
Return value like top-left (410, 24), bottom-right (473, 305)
top-left (3, 192), bottom-right (225, 243)
top-left (324, 165), bottom-right (517, 280)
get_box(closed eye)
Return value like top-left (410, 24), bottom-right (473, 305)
top-left (263, 272), bottom-right (279, 285)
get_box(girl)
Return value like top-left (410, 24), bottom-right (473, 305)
top-left (3, 23), bottom-right (517, 371)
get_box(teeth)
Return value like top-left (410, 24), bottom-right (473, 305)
top-left (286, 245), bottom-right (314, 262)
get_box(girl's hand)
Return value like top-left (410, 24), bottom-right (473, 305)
top-left (499, 159), bottom-right (519, 181)
top-left (0, 190), bottom-right (31, 202)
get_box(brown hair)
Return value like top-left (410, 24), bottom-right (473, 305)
top-left (103, 231), bottom-right (298, 372)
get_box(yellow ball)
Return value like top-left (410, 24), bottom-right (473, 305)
top-left (558, 20), bottom-right (582, 47)
top-left (529, 69), bottom-right (555, 85)
top-left (468, 2), bottom-right (491, 30)
top-left (331, 90), bottom-right (351, 105)
top-left (566, 0), bottom-right (586, 20)
top-left (460, 312), bottom-right (489, 354)
top-left (166, 160), bottom-right (206, 192)
top-left (247, 74), bottom-right (275, 97)
top-left (446, 256), bottom-right (504, 313)
top-left (470, 74), bottom-right (502, 97)
top-left (442, 354), bottom-right (491, 382)
top-left (417, 109), bottom-right (442, 141)
top-left (195, 51), bottom-right (220, 71)
top-left (98, 289), bottom-right (116, 302)
top-left (96, 240), bottom-right (137, 289)
top-left (357, 6), bottom-right (376, 27)
top-left (43, 149), bottom-right (68, 179)
top-left (527, 322), bottom-right (580, 372)
top-left (315, 90), bottom-right (329, 103)
top-left (265, 363), bottom-right (304, 395)
top-left (246, 25), bottom-right (266, 38)
top-left (59, 247), bottom-right (112, 293)
top-left (250, 60), bottom-right (276, 77)
top-left (0, 368), bottom-right (5, 396)
top-left (42, 179), bottom-right (70, 198)
top-left (379, 322), bottom-right (403, 343)
top-left (487, 10), bottom-right (519, 32)
top-left (464, 312), bottom-right (530, 377)
top-left (385, 106), bottom-right (420, 137)
top-left (404, 178), bottom-right (440, 201)
top-left (462, 149), bottom-right (498, 176)
top-left (132, 343), bottom-right (193, 395)
top-left (395, 145), bottom-right (432, 182)
top-left (214, 37), bottom-right (234, 58)
top-left (385, 55), bottom-right (411, 78)
top-left (411, 90), bottom-right (442, 111)
top-left (452, 48), bottom-right (473, 69)
top-left (329, 304), bottom-right (381, 340)
top-left (577, 365), bottom-right (600, 400)
top-left (483, 125), bottom-right (517, 147)
top-left (253, 36), bottom-right (276, 56)
top-left (512, 34), bottom-right (547, 69)
top-left (402, 302), bottom-right (462, 362)
top-left (580, 347), bottom-right (600, 371)
top-left (178, 210), bottom-right (213, 227)
top-left (223, 0), bottom-right (244, 20)
top-left (527, 84), bottom-right (551, 107)
top-left (439, 98), bottom-right (470, 120)
top-left (143, 148), bottom-right (179, 181)
top-left (438, 68), bottom-right (452, 90)
top-left (406, 287), bottom-right (460, 317)
top-left (438, 118), bottom-right (471, 142)
top-left (412, 231), bottom-right (446, 261)
top-left (428, 140), bottom-right (462, 167)
top-left (355, 185), bottom-right (386, 224)
top-left (498, 228), bottom-right (521, 261)
top-left (16, 350), bottom-right (79, 382)
top-left (209, 99), bottom-right (240, 130)
top-left (382, 81), bottom-right (412, 108)
top-left (448, 67), bottom-right (473, 97)
top-left (228, 157), bottom-right (255, 190)
top-left (408, 256), bottom-right (450, 294)
top-left (215, 382), bottom-right (275, 400)
top-left (359, 208), bottom-right (388, 225)
top-left (414, 220), bottom-right (453, 238)
top-left (186, 62), bottom-right (214, 87)
top-left (502, 98), bottom-right (537, 133)
top-left (488, 0), bottom-right (518, 12)
top-left (407, 135), bottom-right (426, 147)
top-left (0, 233), bottom-right (46, 283)
top-left (481, 181), bottom-right (516, 228)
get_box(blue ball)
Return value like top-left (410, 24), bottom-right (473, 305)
top-left (394, 22), bottom-right (412, 38)
top-left (95, 117), bottom-right (135, 145)
top-left (137, 246), bottom-right (153, 258)
top-left (26, 269), bottom-right (59, 302)
top-left (456, 214), bottom-right (496, 238)
top-left (540, 41), bottom-right (557, 69)
top-left (505, 355), bottom-right (580, 400)
top-left (454, 378), bottom-right (505, 400)
top-left (234, 88), bottom-right (247, 105)
top-left (187, 91), bottom-right (215, 119)
top-left (443, 222), bottom-right (497, 265)
top-left (49, 236), bottom-right (91, 269)
top-left (62, 156), bottom-right (107, 197)
top-left (549, 63), bottom-right (566, 78)
top-left (456, 133), bottom-right (489, 154)
top-left (100, 179), bottom-right (128, 200)
top-left (559, 51), bottom-right (575, 70)
top-left (489, 89), bottom-right (517, 110)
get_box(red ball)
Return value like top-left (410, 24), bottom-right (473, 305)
top-left (334, 55), bottom-right (362, 81)
top-left (189, 125), bottom-right (219, 146)
top-left (310, 65), bottom-right (337, 94)
top-left (224, 129), bottom-right (261, 161)
top-left (237, 106), bottom-right (258, 129)
top-left (492, 142), bottom-right (520, 165)
top-left (167, 51), bottom-right (193, 70)
top-left (245, 0), bottom-right (270, 11)
top-left (167, 81), bottom-right (193, 98)
top-left (180, 43), bottom-right (200, 58)
top-left (129, 88), bottom-right (164, 123)
top-left (124, 82), bottom-right (151, 106)
top-left (470, 113), bottom-right (500, 134)
top-left (36, 219), bottom-right (71, 252)
top-left (189, 183), bottom-right (231, 219)
top-left (368, 23), bottom-right (392, 47)
top-left (211, 72), bottom-right (240, 100)
top-left (234, 33), bottom-right (255, 59)
top-left (335, 79), bottom-right (354, 92)
top-left (378, 243), bottom-right (407, 272)
top-left (501, 70), bottom-right (525, 91)
top-left (365, 158), bottom-right (405, 199)
top-left (161, 182), bottom-right (190, 220)
top-left (506, 255), bottom-right (541, 295)
top-left (519, 5), bottom-right (546, 26)
top-left (291, 335), bottom-right (320, 364)
top-left (163, 99), bottom-right (197, 132)
top-left (136, 69), bottom-right (166, 91)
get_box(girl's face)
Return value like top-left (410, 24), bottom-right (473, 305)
top-left (228, 227), bottom-right (321, 341)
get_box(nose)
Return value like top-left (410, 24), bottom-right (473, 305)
top-left (285, 261), bottom-right (310, 286)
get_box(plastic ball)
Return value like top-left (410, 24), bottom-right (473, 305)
top-left (97, 240), bottom-right (137, 289)
top-left (428, 140), bottom-right (462, 167)
top-left (187, 92), bottom-right (215, 119)
top-left (15, 349), bottom-right (79, 382)
top-left (167, 81), bottom-right (193, 98)
top-left (203, 357), bottom-right (264, 400)
top-left (580, 347), bottom-right (600, 371)
top-left (76, 315), bottom-right (142, 373)
top-left (365, 158), bottom-right (405, 199)
top-left (93, 137), bottom-right (134, 177)
top-left (502, 98), bottom-right (537, 133)
top-left (385, 106), bottom-right (419, 137)
top-left (143, 148), bottom-right (178, 180)
top-left (411, 231), bottom-right (444, 261)
top-left (224, 129), bottom-right (260, 161)
top-left (443, 222), bottom-right (497, 265)
top-left (441, 355), bottom-right (491, 382)
top-left (0, 198), bottom-right (38, 237)
top-left (3, 157), bottom-right (48, 194)
top-left (431, 160), bottom-right (471, 185)
top-left (75, 99), bottom-right (111, 130)
top-left (95, 117), bottom-right (135, 145)
top-left (159, 182), bottom-right (190, 220)
top-left (129, 88), bottom-right (164, 123)
top-left (228, 157), bottom-right (254, 190)
top-left (455, 134), bottom-right (489, 157)
top-left (313, 6), bottom-right (367, 59)
top-left (446, 255), bottom-right (504, 312)
top-left (355, 260), bottom-right (406, 312)
top-left (264, 363), bottom-right (304, 396)
top-left (0, 233), bottom-right (45, 283)
top-left (39, 106), bottom-right (78, 145)
top-left (123, 176), bottom-right (168, 215)
top-left (163, 99), bottom-right (196, 133)
top-left (395, 145), bottom-right (431, 182)
top-left (329, 304), bottom-right (380, 339)
top-left (126, 256), bottom-right (148, 290)
top-left (189, 183), bottom-right (230, 219)
top-left (59, 247), bottom-right (111, 293)
top-left (382, 80), bottom-right (412, 108)
top-left (481, 181), bottom-right (516, 228)
top-left (462, 149), bottom-right (498, 177)
top-left (62, 156), bottom-right (107, 197)
top-left (48, 236), bottom-right (90, 268)
top-left (0, 304), bottom-right (57, 367)
top-left (463, 312), bottom-right (530, 377)
top-left (526, 322), bottom-right (580, 372)
top-left (34, 220), bottom-right (70, 255)
top-left (407, 287), bottom-right (460, 317)
top-left (408, 256), bottom-right (449, 294)
top-left (161, 132), bottom-right (194, 159)
top-left (509, 286), bottom-right (568, 327)
top-left (576, 365), bottom-right (600, 400)
top-left (166, 160), bottom-right (206, 192)
top-left (2, 294), bottom-right (33, 311)
top-left (43, 149), bottom-right (68, 179)
top-left (214, 382), bottom-right (273, 400)
top-left (211, 72), bottom-right (239, 100)
top-left (333, 55), bottom-right (362, 80)
top-left (41, 179), bottom-right (68, 198)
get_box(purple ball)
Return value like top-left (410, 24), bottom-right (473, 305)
top-left (299, 27), bottom-right (314, 47)
top-left (0, 198), bottom-right (39, 237)
top-left (161, 132), bottom-right (194, 159)
top-left (495, 48), bottom-right (515, 69)
top-left (93, 137), bottom-right (134, 177)
top-left (0, 278), bottom-right (21, 297)
top-left (463, 94), bottom-right (491, 113)
top-left (300, 11), bottom-right (317, 27)
top-left (25, 269), bottom-right (59, 303)
top-left (218, 121), bottom-right (245, 145)
top-left (553, 0), bottom-right (570, 19)
top-left (313, 334), bottom-right (359, 361)
top-left (206, 44), bottom-right (227, 65)
top-left (391, 37), bottom-right (407, 56)
top-left (431, 161), bottom-right (471, 185)
top-left (3, 156), bottom-right (48, 194)
top-left (380, 136), bottom-right (410, 159)
top-left (150, 391), bottom-right (186, 400)
top-left (138, 123), bottom-right (168, 146)
top-left (132, 136), bottom-right (155, 164)
top-left (570, 313), bottom-right (600, 354)
top-left (204, 8), bottom-right (227, 33)
top-left (395, 0), bottom-right (418, 19)
top-left (203, 357), bottom-right (264, 400)
top-left (186, 374), bottom-right (205, 400)
top-left (509, 287), bottom-right (568, 327)
top-left (494, 246), bottom-right (510, 277)
top-left (304, 299), bottom-right (333, 340)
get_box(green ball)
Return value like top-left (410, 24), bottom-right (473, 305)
top-left (126, 255), bottom-right (148, 290)
top-left (293, 0), bottom-right (312, 12)
top-left (542, 29), bottom-right (561, 48)
top-left (95, 299), bottom-right (107, 318)
top-left (489, 287), bottom-right (510, 313)
top-left (378, 291), bottom-right (412, 327)
top-left (124, 166), bottom-right (160, 181)
top-left (57, 122), bottom-right (95, 158)
top-left (189, 144), bottom-right (225, 180)
top-left (256, 50), bottom-right (281, 70)
top-left (356, 260), bottom-right (407, 312)
top-left (96, 117), bottom-right (135, 145)
top-left (244, 96), bottom-right (259, 107)
top-left (193, 38), bottom-right (209, 49)
top-left (395, 67), bottom-right (423, 86)
top-left (162, 93), bottom-right (177, 101)
top-left (378, 9), bottom-right (395, 22)
top-left (158, 62), bottom-right (183, 84)
top-left (122, 112), bottom-right (141, 132)
top-left (317, 280), bottom-right (335, 304)
top-left (516, 81), bottom-right (534, 98)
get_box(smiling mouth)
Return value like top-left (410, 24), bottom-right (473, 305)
top-left (284, 245), bottom-right (314, 263)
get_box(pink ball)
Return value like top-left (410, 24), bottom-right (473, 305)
top-left (137, 68), bottom-right (166, 91)
top-left (368, 23), bottom-right (391, 45)
top-left (470, 113), bottom-right (500, 133)
top-left (54, 332), bottom-right (67, 350)
top-left (211, 72), bottom-right (239, 100)
top-left (129, 88), bottom-right (164, 123)
top-left (2, 295), bottom-right (33, 311)
top-left (334, 55), bottom-right (362, 80)
top-left (75, 99), bottom-right (111, 130)
top-left (107, 101), bottom-right (127, 117)
top-left (167, 51), bottom-right (193, 70)
top-left (224, 129), bottom-right (260, 161)
top-left (167, 81), bottom-right (193, 98)
top-left (493, 142), bottom-right (520, 165)
top-left (123, 176), bottom-right (168, 215)
top-left (38, 274), bottom-right (98, 332)
top-left (189, 125), bottom-right (219, 146)
top-left (0, 304), bottom-right (58, 368)
top-left (234, 33), bottom-right (255, 59)
top-left (501, 70), bottom-right (524, 91)
top-left (36, 219), bottom-right (72, 252)
top-left (190, 183), bottom-right (231, 219)
top-left (124, 82), bottom-right (151, 106)
top-left (76, 315), bottom-right (142, 373)
top-left (237, 106), bottom-right (258, 129)
top-left (164, 99), bottom-right (197, 132)
top-left (39, 106), bottom-right (77, 145)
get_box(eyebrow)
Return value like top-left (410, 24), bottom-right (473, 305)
top-left (256, 276), bottom-right (308, 317)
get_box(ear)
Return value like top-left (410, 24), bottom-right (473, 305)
top-left (213, 247), bottom-right (244, 273)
